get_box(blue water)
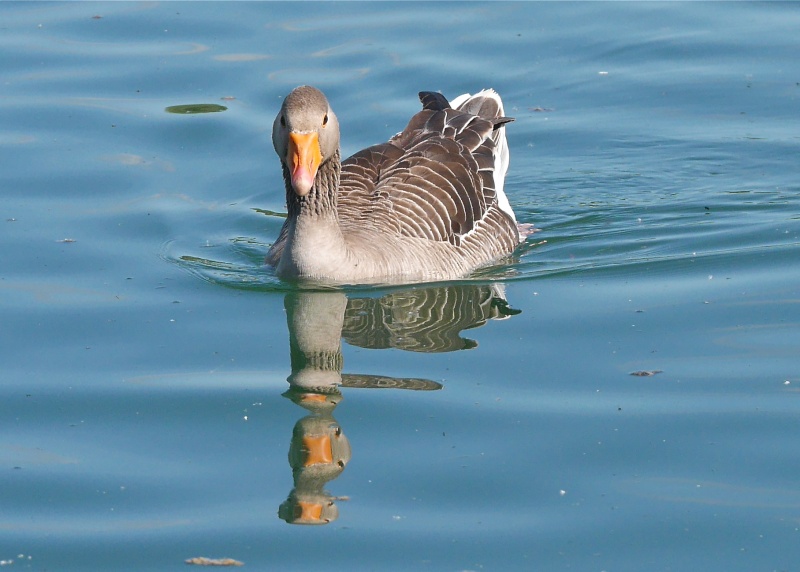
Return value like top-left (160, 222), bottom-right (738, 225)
top-left (2, 2), bottom-right (799, 570)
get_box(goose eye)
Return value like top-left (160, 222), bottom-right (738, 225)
top-left (280, 115), bottom-right (286, 128)
top-left (322, 114), bottom-right (328, 127)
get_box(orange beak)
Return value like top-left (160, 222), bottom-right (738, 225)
top-left (287, 132), bottom-right (321, 196)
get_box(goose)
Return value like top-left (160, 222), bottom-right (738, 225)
top-left (267, 86), bottom-right (529, 284)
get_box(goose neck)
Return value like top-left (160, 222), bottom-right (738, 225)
top-left (286, 149), bottom-right (341, 219)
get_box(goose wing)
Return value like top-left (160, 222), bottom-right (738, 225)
top-left (338, 92), bottom-right (514, 247)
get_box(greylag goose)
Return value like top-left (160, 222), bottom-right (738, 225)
top-left (267, 86), bottom-right (527, 284)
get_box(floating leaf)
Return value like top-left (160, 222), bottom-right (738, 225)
top-left (165, 104), bottom-right (227, 115)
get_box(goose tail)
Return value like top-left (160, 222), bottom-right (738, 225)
top-left (451, 89), bottom-right (515, 228)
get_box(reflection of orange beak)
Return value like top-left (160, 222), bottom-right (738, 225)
top-left (296, 501), bottom-right (325, 523)
top-left (287, 132), bottom-right (321, 196)
top-left (299, 393), bottom-right (328, 404)
top-left (302, 434), bottom-right (333, 466)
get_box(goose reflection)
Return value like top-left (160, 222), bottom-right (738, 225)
top-left (278, 284), bottom-right (520, 525)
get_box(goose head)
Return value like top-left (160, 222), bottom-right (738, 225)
top-left (273, 86), bottom-right (340, 197)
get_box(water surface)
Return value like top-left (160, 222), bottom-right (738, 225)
top-left (1, 2), bottom-right (799, 570)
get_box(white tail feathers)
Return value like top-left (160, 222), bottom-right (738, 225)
top-left (451, 89), bottom-right (515, 226)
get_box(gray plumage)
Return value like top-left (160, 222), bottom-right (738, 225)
top-left (268, 86), bottom-right (525, 284)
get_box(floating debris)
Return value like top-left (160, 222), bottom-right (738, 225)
top-left (185, 557), bottom-right (243, 567)
top-left (630, 370), bottom-right (663, 377)
top-left (0, 555), bottom-right (32, 566)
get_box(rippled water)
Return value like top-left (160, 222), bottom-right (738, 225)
top-left (2, 2), bottom-right (799, 570)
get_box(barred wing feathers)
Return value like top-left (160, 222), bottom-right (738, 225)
top-left (338, 90), bottom-right (518, 250)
